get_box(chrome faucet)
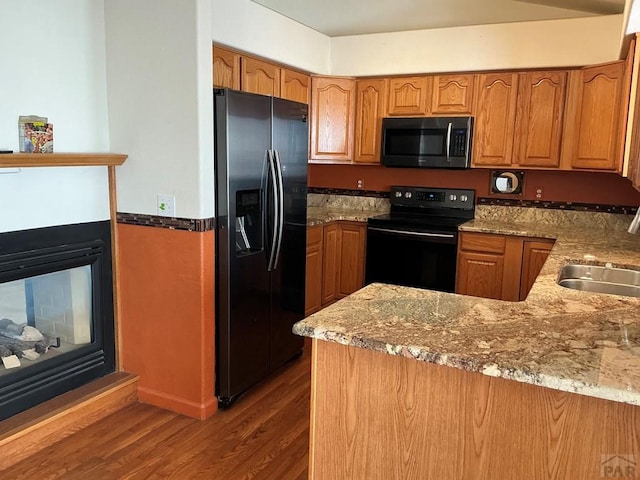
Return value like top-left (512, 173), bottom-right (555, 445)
top-left (629, 208), bottom-right (640, 234)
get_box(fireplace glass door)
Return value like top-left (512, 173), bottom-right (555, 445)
top-left (0, 221), bottom-right (115, 422)
top-left (0, 265), bottom-right (93, 376)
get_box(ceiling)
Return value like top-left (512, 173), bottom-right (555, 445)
top-left (250, 0), bottom-right (626, 37)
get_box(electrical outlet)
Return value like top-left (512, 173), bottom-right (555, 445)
top-left (535, 186), bottom-right (544, 199)
top-left (157, 194), bottom-right (176, 217)
top-left (357, 179), bottom-right (364, 190)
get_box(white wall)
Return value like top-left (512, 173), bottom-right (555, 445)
top-left (331, 15), bottom-right (625, 76)
top-left (212, 0), bottom-right (331, 74)
top-left (627, 0), bottom-right (640, 33)
top-left (105, 0), bottom-right (214, 219)
top-left (0, 0), bottom-right (110, 233)
top-left (209, 2), bottom-right (624, 77)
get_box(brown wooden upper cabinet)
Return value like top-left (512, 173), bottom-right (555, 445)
top-left (431, 74), bottom-right (476, 115)
top-left (515, 71), bottom-right (567, 168)
top-left (473, 73), bottom-right (519, 167)
top-left (387, 76), bottom-right (432, 116)
top-left (473, 71), bottom-right (567, 168)
top-left (213, 45), bottom-right (310, 104)
top-left (310, 76), bottom-right (356, 161)
top-left (212, 46), bottom-right (240, 90)
top-left (280, 68), bottom-right (310, 104)
top-left (241, 57), bottom-right (281, 97)
top-left (386, 75), bottom-right (476, 117)
top-left (625, 37), bottom-right (640, 191)
top-left (354, 78), bottom-right (387, 164)
top-left (561, 61), bottom-right (628, 171)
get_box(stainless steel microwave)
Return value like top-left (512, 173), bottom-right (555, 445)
top-left (381, 116), bottom-right (473, 168)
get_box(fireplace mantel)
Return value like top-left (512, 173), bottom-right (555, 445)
top-left (0, 153), bottom-right (127, 168)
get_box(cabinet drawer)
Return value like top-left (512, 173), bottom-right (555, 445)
top-left (459, 232), bottom-right (506, 254)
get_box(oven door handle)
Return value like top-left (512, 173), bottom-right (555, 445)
top-left (368, 227), bottom-right (456, 239)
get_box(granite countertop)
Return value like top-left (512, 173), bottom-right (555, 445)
top-left (306, 193), bottom-right (389, 226)
top-left (306, 206), bottom-right (377, 226)
top-left (295, 208), bottom-right (640, 405)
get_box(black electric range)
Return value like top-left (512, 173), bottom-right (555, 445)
top-left (365, 186), bottom-right (476, 292)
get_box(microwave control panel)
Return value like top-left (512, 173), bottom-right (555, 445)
top-left (451, 129), bottom-right (468, 157)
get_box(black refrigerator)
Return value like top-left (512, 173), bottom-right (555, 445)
top-left (214, 89), bottom-right (307, 407)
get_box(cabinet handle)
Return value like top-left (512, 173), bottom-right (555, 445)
top-left (267, 149), bottom-right (279, 272)
top-left (272, 150), bottom-right (285, 270)
top-left (368, 227), bottom-right (455, 239)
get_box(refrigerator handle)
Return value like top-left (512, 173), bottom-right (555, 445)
top-left (273, 150), bottom-right (285, 270)
top-left (267, 149), bottom-right (279, 272)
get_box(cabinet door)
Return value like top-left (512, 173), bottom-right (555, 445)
top-left (337, 222), bottom-right (366, 298)
top-left (310, 76), bottom-right (356, 161)
top-left (281, 68), bottom-right (310, 104)
top-left (431, 75), bottom-right (475, 115)
top-left (387, 76), bottom-right (432, 116)
top-left (514, 71), bottom-right (567, 168)
top-left (562, 62), bottom-right (627, 171)
top-left (321, 223), bottom-right (339, 306)
top-left (629, 59), bottom-right (640, 189)
top-left (305, 226), bottom-right (324, 316)
top-left (241, 57), bottom-right (281, 97)
top-left (472, 73), bottom-right (519, 167)
top-left (212, 46), bottom-right (240, 89)
top-left (456, 251), bottom-right (504, 300)
top-left (624, 37), bottom-right (640, 190)
top-left (354, 78), bottom-right (387, 164)
top-left (519, 239), bottom-right (554, 301)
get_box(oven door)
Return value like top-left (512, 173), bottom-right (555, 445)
top-left (365, 225), bottom-right (458, 292)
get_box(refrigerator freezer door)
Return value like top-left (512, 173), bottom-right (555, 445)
top-left (269, 98), bottom-right (308, 369)
top-left (215, 90), bottom-right (272, 403)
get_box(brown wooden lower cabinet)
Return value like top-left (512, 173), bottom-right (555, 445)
top-left (456, 250), bottom-right (505, 299)
top-left (305, 221), bottom-right (367, 316)
top-left (520, 239), bottom-right (555, 300)
top-left (320, 223), bottom-right (339, 306)
top-left (309, 339), bottom-right (640, 479)
top-left (336, 222), bottom-right (366, 299)
top-left (456, 231), bottom-right (554, 301)
top-left (305, 225), bottom-right (323, 316)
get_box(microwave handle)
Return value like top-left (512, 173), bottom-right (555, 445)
top-left (446, 122), bottom-right (452, 160)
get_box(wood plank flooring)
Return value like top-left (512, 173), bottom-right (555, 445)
top-left (1, 347), bottom-right (311, 480)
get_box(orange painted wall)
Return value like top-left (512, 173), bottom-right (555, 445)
top-left (309, 164), bottom-right (640, 205)
top-left (117, 224), bottom-right (216, 419)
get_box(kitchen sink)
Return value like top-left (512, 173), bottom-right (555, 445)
top-left (557, 264), bottom-right (640, 298)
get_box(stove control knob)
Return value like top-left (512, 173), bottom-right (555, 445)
top-left (405, 192), bottom-right (412, 199)
top-left (449, 194), bottom-right (457, 201)
top-left (395, 191), bottom-right (402, 198)
top-left (460, 195), bottom-right (468, 202)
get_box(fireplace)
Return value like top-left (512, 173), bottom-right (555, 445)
top-left (0, 221), bottom-right (115, 421)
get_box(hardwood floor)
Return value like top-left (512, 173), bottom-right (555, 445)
top-left (1, 347), bottom-right (311, 480)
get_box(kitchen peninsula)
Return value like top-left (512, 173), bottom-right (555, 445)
top-left (294, 209), bottom-right (640, 479)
